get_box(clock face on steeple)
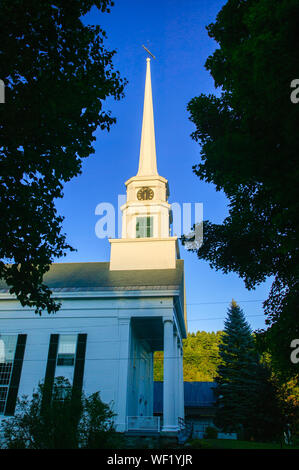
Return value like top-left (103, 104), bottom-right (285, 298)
top-left (137, 187), bottom-right (154, 201)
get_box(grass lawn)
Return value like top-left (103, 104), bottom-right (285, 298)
top-left (189, 439), bottom-right (299, 449)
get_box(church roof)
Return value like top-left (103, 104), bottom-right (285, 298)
top-left (0, 260), bottom-right (184, 293)
top-left (45, 259), bottom-right (184, 292)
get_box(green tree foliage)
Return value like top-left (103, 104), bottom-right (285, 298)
top-left (281, 378), bottom-right (299, 445)
top-left (153, 351), bottom-right (164, 382)
top-left (0, 377), bottom-right (122, 449)
top-left (259, 353), bottom-right (299, 443)
top-left (251, 362), bottom-right (289, 442)
top-left (215, 301), bottom-right (285, 441)
top-left (153, 331), bottom-right (223, 382)
top-left (79, 389), bottom-right (120, 449)
top-left (183, 331), bottom-right (223, 381)
top-left (154, 322), bottom-right (298, 441)
top-left (0, 0), bottom-right (126, 315)
top-left (184, 0), bottom-right (299, 380)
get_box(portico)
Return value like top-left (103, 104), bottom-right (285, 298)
top-left (125, 299), bottom-right (186, 435)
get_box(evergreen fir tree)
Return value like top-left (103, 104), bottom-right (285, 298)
top-left (214, 300), bottom-right (260, 438)
top-left (214, 300), bottom-right (286, 441)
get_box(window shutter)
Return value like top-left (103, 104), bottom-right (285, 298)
top-left (4, 334), bottom-right (27, 416)
top-left (42, 334), bottom-right (59, 410)
top-left (136, 217), bottom-right (146, 238)
top-left (147, 216), bottom-right (153, 237)
top-left (72, 334), bottom-right (87, 394)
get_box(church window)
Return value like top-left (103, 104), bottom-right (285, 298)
top-left (0, 335), bottom-right (18, 414)
top-left (56, 335), bottom-right (77, 366)
top-left (136, 216), bottom-right (153, 238)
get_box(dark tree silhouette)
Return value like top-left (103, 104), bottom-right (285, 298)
top-left (0, 0), bottom-right (126, 314)
top-left (184, 0), bottom-right (299, 380)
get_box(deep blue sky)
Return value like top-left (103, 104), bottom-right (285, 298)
top-left (55, 0), bottom-right (273, 333)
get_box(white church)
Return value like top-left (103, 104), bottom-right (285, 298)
top-left (0, 58), bottom-right (187, 435)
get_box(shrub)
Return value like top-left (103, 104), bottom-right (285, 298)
top-left (203, 426), bottom-right (218, 439)
top-left (0, 377), bottom-right (120, 449)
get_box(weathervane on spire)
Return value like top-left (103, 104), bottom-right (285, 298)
top-left (142, 44), bottom-right (156, 60)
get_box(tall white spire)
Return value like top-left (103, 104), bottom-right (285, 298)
top-left (137, 58), bottom-right (158, 176)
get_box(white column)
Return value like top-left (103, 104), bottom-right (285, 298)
top-left (173, 332), bottom-right (179, 428)
top-left (178, 343), bottom-right (185, 420)
top-left (149, 351), bottom-right (154, 416)
top-left (116, 317), bottom-right (130, 432)
top-left (162, 319), bottom-right (177, 432)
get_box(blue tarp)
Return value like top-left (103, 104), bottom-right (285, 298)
top-left (154, 381), bottom-right (216, 413)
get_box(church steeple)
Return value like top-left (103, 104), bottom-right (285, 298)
top-left (137, 58), bottom-right (158, 177)
top-left (109, 57), bottom-right (179, 271)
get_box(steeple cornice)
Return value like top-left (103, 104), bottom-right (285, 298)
top-left (125, 174), bottom-right (167, 187)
